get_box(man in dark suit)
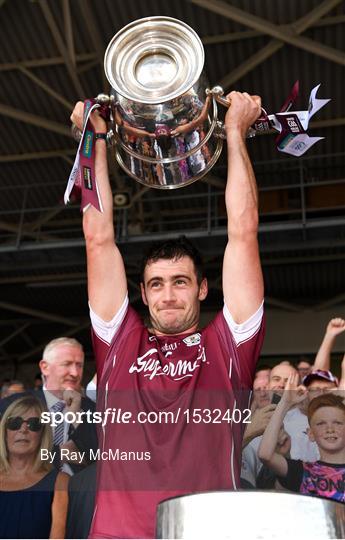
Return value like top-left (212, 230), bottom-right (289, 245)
top-left (38, 336), bottom-right (97, 473)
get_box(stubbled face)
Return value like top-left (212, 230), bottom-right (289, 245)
top-left (6, 407), bottom-right (42, 458)
top-left (307, 379), bottom-right (337, 401)
top-left (269, 364), bottom-right (297, 394)
top-left (141, 256), bottom-right (208, 336)
top-left (40, 345), bottom-right (84, 395)
top-left (308, 406), bottom-right (345, 455)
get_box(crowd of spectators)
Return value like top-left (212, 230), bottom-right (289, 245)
top-left (241, 317), bottom-right (345, 501)
top-left (0, 318), bottom-right (343, 538)
top-left (0, 338), bottom-right (96, 538)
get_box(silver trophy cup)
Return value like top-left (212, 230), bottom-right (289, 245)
top-left (156, 491), bottom-right (345, 539)
top-left (102, 16), bottom-right (227, 189)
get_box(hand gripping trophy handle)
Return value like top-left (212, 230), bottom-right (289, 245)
top-left (70, 93), bottom-right (115, 144)
top-left (206, 86), bottom-right (231, 109)
top-left (206, 86), bottom-right (260, 139)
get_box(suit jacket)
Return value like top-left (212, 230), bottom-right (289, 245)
top-left (66, 462), bottom-right (96, 538)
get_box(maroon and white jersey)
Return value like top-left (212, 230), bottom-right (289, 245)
top-left (89, 298), bottom-right (264, 539)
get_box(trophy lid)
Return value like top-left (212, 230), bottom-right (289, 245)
top-left (104, 16), bottom-right (204, 104)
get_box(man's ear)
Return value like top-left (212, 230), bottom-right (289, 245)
top-left (140, 283), bottom-right (148, 306)
top-left (307, 427), bottom-right (316, 443)
top-left (39, 359), bottom-right (49, 378)
top-left (198, 277), bottom-right (208, 301)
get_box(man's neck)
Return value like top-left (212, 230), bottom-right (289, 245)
top-left (44, 386), bottom-right (63, 400)
top-left (150, 324), bottom-right (199, 337)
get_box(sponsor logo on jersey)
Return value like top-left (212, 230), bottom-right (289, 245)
top-left (128, 345), bottom-right (207, 381)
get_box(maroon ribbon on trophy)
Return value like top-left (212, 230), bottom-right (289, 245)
top-left (249, 81), bottom-right (299, 134)
top-left (279, 80), bottom-right (299, 114)
top-left (273, 83), bottom-right (330, 157)
top-left (250, 81), bottom-right (330, 157)
top-left (64, 99), bottom-right (110, 212)
top-left (249, 80), bottom-right (300, 135)
top-left (274, 80), bottom-right (304, 149)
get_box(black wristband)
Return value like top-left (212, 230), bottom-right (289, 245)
top-left (95, 132), bottom-right (107, 141)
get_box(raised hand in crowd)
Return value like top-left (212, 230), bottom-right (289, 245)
top-left (279, 373), bottom-right (308, 410)
top-left (314, 317), bottom-right (345, 372)
top-left (325, 317), bottom-right (345, 337)
top-left (242, 404), bottom-right (276, 448)
top-left (258, 374), bottom-right (308, 477)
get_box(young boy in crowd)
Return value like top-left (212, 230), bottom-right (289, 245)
top-left (258, 373), bottom-right (345, 503)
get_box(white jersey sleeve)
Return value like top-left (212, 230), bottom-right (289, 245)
top-left (89, 295), bottom-right (129, 345)
top-left (223, 301), bottom-right (264, 346)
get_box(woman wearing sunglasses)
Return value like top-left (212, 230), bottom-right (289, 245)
top-left (0, 395), bottom-right (69, 539)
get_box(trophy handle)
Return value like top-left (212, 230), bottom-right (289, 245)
top-left (206, 86), bottom-right (264, 139)
top-left (71, 93), bottom-right (116, 144)
top-left (206, 86), bottom-right (231, 109)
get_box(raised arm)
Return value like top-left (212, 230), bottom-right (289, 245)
top-left (314, 318), bottom-right (345, 371)
top-left (222, 92), bottom-right (264, 323)
top-left (258, 374), bottom-right (307, 477)
top-left (242, 404), bottom-right (276, 448)
top-left (257, 399), bottom-right (289, 478)
top-left (71, 102), bottom-right (127, 321)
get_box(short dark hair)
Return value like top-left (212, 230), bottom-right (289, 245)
top-left (307, 393), bottom-right (345, 424)
top-left (255, 364), bottom-right (271, 374)
top-left (140, 236), bottom-right (204, 284)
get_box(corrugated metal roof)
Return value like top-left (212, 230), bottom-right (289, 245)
top-left (0, 0), bottom-right (344, 362)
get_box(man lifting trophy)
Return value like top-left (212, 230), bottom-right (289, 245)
top-left (66, 16), bottom-right (335, 540)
